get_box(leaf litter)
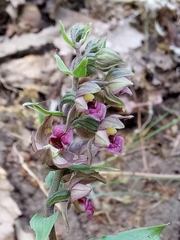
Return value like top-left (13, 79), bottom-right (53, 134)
top-left (0, 1), bottom-right (180, 239)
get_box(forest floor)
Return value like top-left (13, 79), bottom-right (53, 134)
top-left (0, 1), bottom-right (180, 240)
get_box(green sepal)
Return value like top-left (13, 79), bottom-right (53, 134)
top-left (59, 21), bottom-right (75, 48)
top-left (55, 54), bottom-right (72, 75)
top-left (73, 57), bottom-right (88, 77)
top-left (60, 92), bottom-right (76, 107)
top-left (30, 212), bottom-right (59, 240)
top-left (85, 38), bottom-right (106, 55)
top-left (105, 68), bottom-right (134, 81)
top-left (23, 102), bottom-right (64, 116)
top-left (74, 116), bottom-right (100, 132)
top-left (104, 87), bottom-right (126, 111)
top-left (46, 190), bottom-right (70, 208)
top-left (89, 224), bottom-right (167, 240)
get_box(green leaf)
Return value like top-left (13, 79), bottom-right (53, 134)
top-left (37, 111), bottom-right (44, 124)
top-left (73, 58), bottom-right (88, 77)
top-left (75, 117), bottom-right (100, 132)
top-left (45, 171), bottom-right (55, 188)
top-left (46, 190), bottom-right (70, 207)
top-left (59, 21), bottom-right (75, 48)
top-left (69, 165), bottom-right (117, 171)
top-left (23, 102), bottom-right (64, 116)
top-left (60, 92), bottom-right (76, 107)
top-left (90, 225), bottom-right (166, 240)
top-left (55, 55), bottom-right (72, 75)
top-left (30, 212), bottom-right (59, 240)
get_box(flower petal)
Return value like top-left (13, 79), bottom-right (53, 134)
top-left (70, 183), bottom-right (92, 203)
top-left (94, 130), bottom-right (110, 147)
top-left (88, 101), bottom-right (106, 121)
top-left (108, 135), bottom-right (124, 155)
top-left (119, 87), bottom-right (132, 95)
top-left (75, 96), bottom-right (88, 112)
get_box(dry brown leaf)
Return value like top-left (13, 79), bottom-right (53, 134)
top-left (0, 167), bottom-right (21, 240)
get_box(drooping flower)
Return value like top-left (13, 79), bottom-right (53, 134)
top-left (49, 124), bottom-right (73, 151)
top-left (75, 81), bottom-right (106, 121)
top-left (94, 115), bottom-right (133, 155)
top-left (68, 171), bottom-right (106, 219)
top-left (32, 116), bottom-right (88, 168)
top-left (104, 68), bottom-right (134, 106)
top-left (73, 197), bottom-right (94, 219)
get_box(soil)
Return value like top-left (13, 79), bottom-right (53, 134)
top-left (0, 1), bottom-right (180, 240)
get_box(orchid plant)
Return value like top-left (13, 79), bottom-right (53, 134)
top-left (24, 22), bottom-right (166, 240)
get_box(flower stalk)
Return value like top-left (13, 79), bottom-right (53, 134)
top-left (28, 21), bottom-right (134, 240)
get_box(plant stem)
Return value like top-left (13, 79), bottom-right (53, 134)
top-left (72, 77), bottom-right (79, 91)
top-left (46, 169), bottom-right (64, 240)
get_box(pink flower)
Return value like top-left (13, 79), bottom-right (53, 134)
top-left (95, 130), bottom-right (124, 155)
top-left (68, 171), bottom-right (106, 219)
top-left (73, 197), bottom-right (94, 219)
top-left (108, 134), bottom-right (124, 155)
top-left (119, 86), bottom-right (132, 95)
top-left (49, 125), bottom-right (73, 151)
top-left (88, 100), bottom-right (106, 121)
top-left (94, 115), bottom-right (128, 155)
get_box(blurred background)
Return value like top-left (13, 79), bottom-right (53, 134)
top-left (0, 0), bottom-right (180, 239)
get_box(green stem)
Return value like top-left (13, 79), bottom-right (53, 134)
top-left (46, 170), bottom-right (64, 240)
top-left (72, 77), bottom-right (79, 91)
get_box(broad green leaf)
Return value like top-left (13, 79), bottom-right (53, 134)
top-left (90, 224), bottom-right (166, 240)
top-left (59, 21), bottom-right (75, 48)
top-left (23, 102), bottom-right (64, 116)
top-left (75, 117), bottom-right (100, 132)
top-left (30, 212), bottom-right (59, 240)
top-left (60, 92), bottom-right (76, 105)
top-left (46, 190), bottom-right (70, 207)
top-left (73, 58), bottom-right (88, 77)
top-left (55, 55), bottom-right (72, 75)
top-left (45, 171), bottom-right (55, 188)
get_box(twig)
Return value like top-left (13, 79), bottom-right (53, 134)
top-left (100, 170), bottom-right (180, 180)
top-left (12, 141), bottom-right (62, 211)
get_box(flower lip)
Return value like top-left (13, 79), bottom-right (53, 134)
top-left (88, 100), bottom-right (107, 121)
top-left (49, 125), bottom-right (73, 151)
top-left (73, 197), bottom-right (94, 219)
top-left (108, 135), bottom-right (124, 155)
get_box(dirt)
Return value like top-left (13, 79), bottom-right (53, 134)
top-left (0, 1), bottom-right (180, 240)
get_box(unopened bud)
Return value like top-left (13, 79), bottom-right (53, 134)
top-left (96, 48), bottom-right (123, 71)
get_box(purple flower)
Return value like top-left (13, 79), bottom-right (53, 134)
top-left (75, 96), bottom-right (106, 121)
top-left (32, 116), bottom-right (89, 168)
top-left (94, 115), bottom-right (127, 155)
top-left (49, 125), bottom-right (73, 151)
top-left (95, 130), bottom-right (124, 155)
top-left (119, 86), bottom-right (132, 96)
top-left (88, 100), bottom-right (106, 121)
top-left (108, 134), bottom-right (124, 155)
top-left (68, 171), bottom-right (106, 218)
top-left (73, 197), bottom-right (94, 219)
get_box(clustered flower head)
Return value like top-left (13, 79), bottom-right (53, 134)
top-left (31, 22), bottom-right (134, 226)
